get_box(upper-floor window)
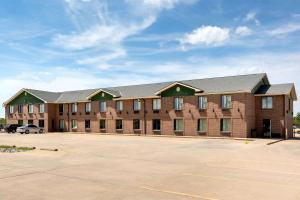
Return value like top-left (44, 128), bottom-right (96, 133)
top-left (71, 103), bottom-right (77, 113)
top-left (262, 97), bottom-right (273, 109)
top-left (116, 101), bottom-right (123, 111)
top-left (9, 106), bottom-right (14, 114)
top-left (198, 96), bottom-right (207, 109)
top-left (174, 97), bottom-right (183, 110)
top-left (28, 104), bottom-right (34, 114)
top-left (59, 104), bottom-right (64, 113)
top-left (221, 95), bottom-right (232, 109)
top-left (100, 101), bottom-right (106, 112)
top-left (39, 104), bottom-right (45, 113)
top-left (18, 105), bottom-right (23, 113)
top-left (153, 99), bottom-right (161, 110)
top-left (133, 99), bottom-right (141, 111)
top-left (85, 102), bottom-right (91, 113)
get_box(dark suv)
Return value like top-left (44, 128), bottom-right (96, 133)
top-left (4, 124), bottom-right (22, 133)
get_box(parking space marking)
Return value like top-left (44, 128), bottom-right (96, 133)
top-left (181, 173), bottom-right (299, 189)
top-left (140, 186), bottom-right (219, 200)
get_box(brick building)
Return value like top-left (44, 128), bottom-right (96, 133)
top-left (3, 73), bottom-right (297, 138)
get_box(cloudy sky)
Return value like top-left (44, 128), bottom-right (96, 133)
top-left (0, 0), bottom-right (300, 117)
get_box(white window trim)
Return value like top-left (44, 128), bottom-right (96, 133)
top-left (174, 118), bottom-right (184, 132)
top-left (174, 97), bottom-right (184, 110)
top-left (71, 120), bottom-right (77, 129)
top-left (133, 99), bottom-right (141, 111)
top-left (71, 103), bottom-right (77, 113)
top-left (221, 118), bottom-right (231, 132)
top-left (100, 101), bottom-right (107, 112)
top-left (198, 118), bottom-right (207, 133)
top-left (153, 99), bottom-right (161, 110)
top-left (116, 101), bottom-right (123, 111)
top-left (262, 96), bottom-right (273, 109)
top-left (39, 104), bottom-right (45, 113)
top-left (199, 96), bottom-right (207, 110)
top-left (28, 104), bottom-right (34, 114)
top-left (9, 106), bottom-right (14, 114)
top-left (222, 95), bottom-right (232, 109)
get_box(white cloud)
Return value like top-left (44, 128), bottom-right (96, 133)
top-left (141, 0), bottom-right (198, 10)
top-left (52, 17), bottom-right (155, 50)
top-left (235, 26), bottom-right (252, 36)
top-left (267, 23), bottom-right (300, 35)
top-left (180, 26), bottom-right (230, 47)
top-left (244, 11), bottom-right (260, 26)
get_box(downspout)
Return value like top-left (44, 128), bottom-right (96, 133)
top-left (68, 104), bottom-right (70, 132)
top-left (143, 98), bottom-right (147, 135)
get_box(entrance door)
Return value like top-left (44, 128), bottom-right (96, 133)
top-left (263, 119), bottom-right (271, 138)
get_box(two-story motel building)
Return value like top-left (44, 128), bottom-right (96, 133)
top-left (3, 73), bottom-right (297, 138)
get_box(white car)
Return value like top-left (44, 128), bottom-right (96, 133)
top-left (17, 124), bottom-right (44, 134)
top-left (293, 126), bottom-right (300, 134)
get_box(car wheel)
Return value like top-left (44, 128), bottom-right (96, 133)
top-left (12, 130), bottom-right (16, 133)
top-left (25, 130), bottom-right (29, 134)
top-left (39, 129), bottom-right (44, 134)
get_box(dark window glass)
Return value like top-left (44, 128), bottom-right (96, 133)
top-left (85, 120), bottom-right (90, 129)
top-left (152, 119), bottom-right (161, 131)
top-left (39, 120), bottom-right (45, 128)
top-left (100, 119), bottom-right (106, 129)
top-left (28, 120), bottom-right (33, 125)
top-left (18, 105), bottom-right (23, 113)
top-left (59, 104), bottom-right (64, 113)
top-left (116, 119), bottom-right (123, 130)
top-left (133, 119), bottom-right (140, 130)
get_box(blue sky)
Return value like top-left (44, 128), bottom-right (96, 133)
top-left (1, 0), bottom-right (300, 117)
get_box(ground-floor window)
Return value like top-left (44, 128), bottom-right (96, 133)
top-left (116, 119), bottom-right (123, 130)
top-left (174, 119), bottom-right (184, 132)
top-left (18, 120), bottom-right (23, 125)
top-left (39, 120), bottom-right (45, 128)
top-left (100, 119), bottom-right (106, 129)
top-left (71, 120), bottom-right (77, 129)
top-left (59, 120), bottom-right (64, 129)
top-left (28, 120), bottom-right (33, 125)
top-left (221, 118), bottom-right (231, 132)
top-left (85, 120), bottom-right (91, 129)
top-left (152, 119), bottom-right (161, 131)
top-left (198, 119), bottom-right (207, 132)
top-left (133, 119), bottom-right (140, 130)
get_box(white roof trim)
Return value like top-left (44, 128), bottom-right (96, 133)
top-left (155, 82), bottom-right (202, 95)
top-left (2, 88), bottom-right (47, 107)
top-left (86, 89), bottom-right (118, 100)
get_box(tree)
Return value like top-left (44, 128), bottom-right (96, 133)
top-left (0, 118), bottom-right (6, 125)
top-left (293, 112), bottom-right (300, 126)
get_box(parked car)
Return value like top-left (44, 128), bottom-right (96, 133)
top-left (17, 124), bottom-right (44, 134)
top-left (293, 126), bottom-right (300, 134)
top-left (4, 124), bottom-right (22, 133)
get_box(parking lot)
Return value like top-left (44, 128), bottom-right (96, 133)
top-left (0, 133), bottom-right (300, 200)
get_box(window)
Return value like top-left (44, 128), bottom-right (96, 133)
top-left (100, 101), bottom-right (106, 112)
top-left (18, 120), bottom-right (23, 125)
top-left (198, 119), bottom-right (207, 132)
top-left (85, 102), bottom-right (91, 113)
top-left (221, 118), bottom-right (231, 132)
top-left (262, 97), bottom-right (273, 109)
top-left (85, 120), bottom-right (91, 129)
top-left (222, 95), bottom-right (232, 109)
top-left (133, 119), bottom-right (140, 130)
top-left (100, 119), bottom-right (106, 129)
top-left (174, 97), bottom-right (184, 110)
top-left (59, 120), bottom-right (64, 129)
top-left (174, 119), bottom-right (184, 131)
top-left (39, 120), bottom-right (45, 128)
top-left (116, 119), bottom-right (123, 130)
top-left (71, 103), bottom-right (77, 113)
top-left (153, 99), bottom-right (161, 110)
top-left (198, 96), bottom-right (207, 109)
top-left (133, 99), bottom-right (141, 111)
top-left (28, 120), bottom-right (33, 125)
top-left (9, 106), bottom-right (14, 114)
top-left (39, 104), bottom-right (45, 113)
top-left (28, 105), bottom-right (33, 114)
top-left (116, 101), bottom-right (123, 111)
top-left (59, 104), bottom-right (64, 113)
top-left (17, 105), bottom-right (23, 113)
top-left (152, 119), bottom-right (161, 131)
top-left (71, 120), bottom-right (77, 129)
